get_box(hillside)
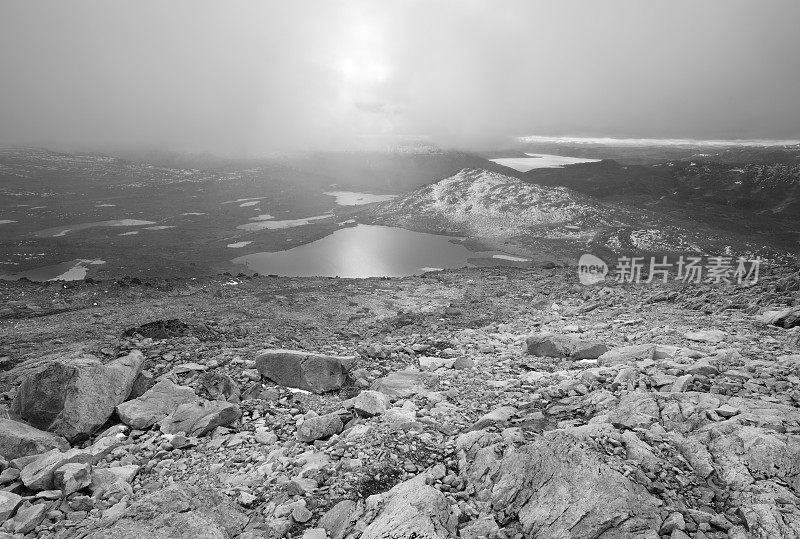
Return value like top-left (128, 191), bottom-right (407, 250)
top-left (361, 168), bottom-right (795, 263)
top-left (0, 265), bottom-right (799, 537)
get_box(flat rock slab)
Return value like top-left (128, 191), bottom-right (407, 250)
top-left (371, 369), bottom-right (439, 399)
top-left (255, 349), bottom-right (355, 394)
top-left (598, 344), bottom-right (656, 366)
top-left (117, 380), bottom-right (199, 429)
top-left (12, 350), bottom-right (144, 442)
top-left (525, 333), bottom-right (608, 360)
top-left (0, 418), bottom-right (69, 460)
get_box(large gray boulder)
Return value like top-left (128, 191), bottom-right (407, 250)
top-left (0, 418), bottom-right (69, 460)
top-left (525, 333), bottom-right (608, 360)
top-left (158, 400), bottom-right (241, 437)
top-left (356, 475), bottom-right (456, 539)
top-left (12, 350), bottom-right (145, 442)
top-left (116, 380), bottom-right (199, 429)
top-left (81, 482), bottom-right (248, 539)
top-left (254, 349), bottom-right (354, 393)
top-left (457, 428), bottom-right (661, 537)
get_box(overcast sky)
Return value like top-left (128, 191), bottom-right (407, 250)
top-left (1, 0), bottom-right (799, 153)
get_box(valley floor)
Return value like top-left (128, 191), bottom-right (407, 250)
top-left (0, 266), bottom-right (799, 538)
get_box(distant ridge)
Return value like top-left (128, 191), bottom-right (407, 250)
top-left (517, 135), bottom-right (800, 148)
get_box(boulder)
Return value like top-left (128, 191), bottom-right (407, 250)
top-left (0, 418), bottom-right (70, 460)
top-left (116, 380), bottom-right (199, 429)
top-left (81, 482), bottom-right (248, 539)
top-left (597, 344), bottom-right (656, 366)
top-left (158, 400), bottom-right (241, 436)
top-left (0, 491), bottom-right (22, 522)
top-left (9, 502), bottom-right (50, 534)
top-left (353, 390), bottom-right (390, 417)
top-left (318, 499), bottom-right (359, 539)
top-left (418, 356), bottom-right (455, 371)
top-left (197, 372), bottom-right (240, 402)
top-left (458, 429), bottom-right (661, 537)
top-left (20, 448), bottom-right (94, 490)
top-left (470, 406), bottom-right (518, 431)
top-left (356, 475), bottom-right (456, 539)
top-left (254, 349), bottom-right (354, 394)
top-left (608, 391), bottom-right (661, 429)
top-left (53, 462), bottom-right (92, 495)
top-left (758, 307), bottom-right (800, 329)
top-left (524, 333), bottom-right (607, 360)
top-left (297, 413), bottom-right (344, 442)
top-left (90, 465), bottom-right (140, 497)
top-left (12, 350), bottom-right (145, 442)
top-left (460, 515), bottom-right (500, 539)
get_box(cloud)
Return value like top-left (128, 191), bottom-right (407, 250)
top-left (1, 0), bottom-right (799, 153)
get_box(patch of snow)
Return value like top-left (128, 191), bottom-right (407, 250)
top-left (324, 191), bottom-right (397, 206)
top-left (492, 254), bottom-right (529, 262)
top-left (238, 214), bottom-right (333, 231)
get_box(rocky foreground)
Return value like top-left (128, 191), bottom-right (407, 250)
top-left (0, 266), bottom-right (799, 538)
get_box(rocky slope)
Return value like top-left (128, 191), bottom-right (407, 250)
top-left (0, 265), bottom-right (799, 538)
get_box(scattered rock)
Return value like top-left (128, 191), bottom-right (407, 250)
top-left (81, 482), bottom-right (248, 538)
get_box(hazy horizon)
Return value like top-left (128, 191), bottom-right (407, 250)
top-left (2, 0), bottom-right (800, 154)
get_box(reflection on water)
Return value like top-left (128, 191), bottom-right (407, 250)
top-left (0, 259), bottom-right (105, 281)
top-left (490, 153), bottom-right (600, 173)
top-left (324, 191), bottom-right (397, 206)
top-left (232, 224), bottom-right (523, 278)
top-left (35, 219), bottom-right (156, 237)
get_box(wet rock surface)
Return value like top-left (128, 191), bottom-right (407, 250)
top-left (0, 265), bottom-right (798, 537)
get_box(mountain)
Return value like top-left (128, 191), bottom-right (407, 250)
top-left (362, 168), bottom-right (797, 263)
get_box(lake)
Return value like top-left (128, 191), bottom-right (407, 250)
top-left (0, 259), bottom-right (105, 281)
top-left (490, 153), bottom-right (600, 172)
top-left (232, 224), bottom-right (525, 277)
